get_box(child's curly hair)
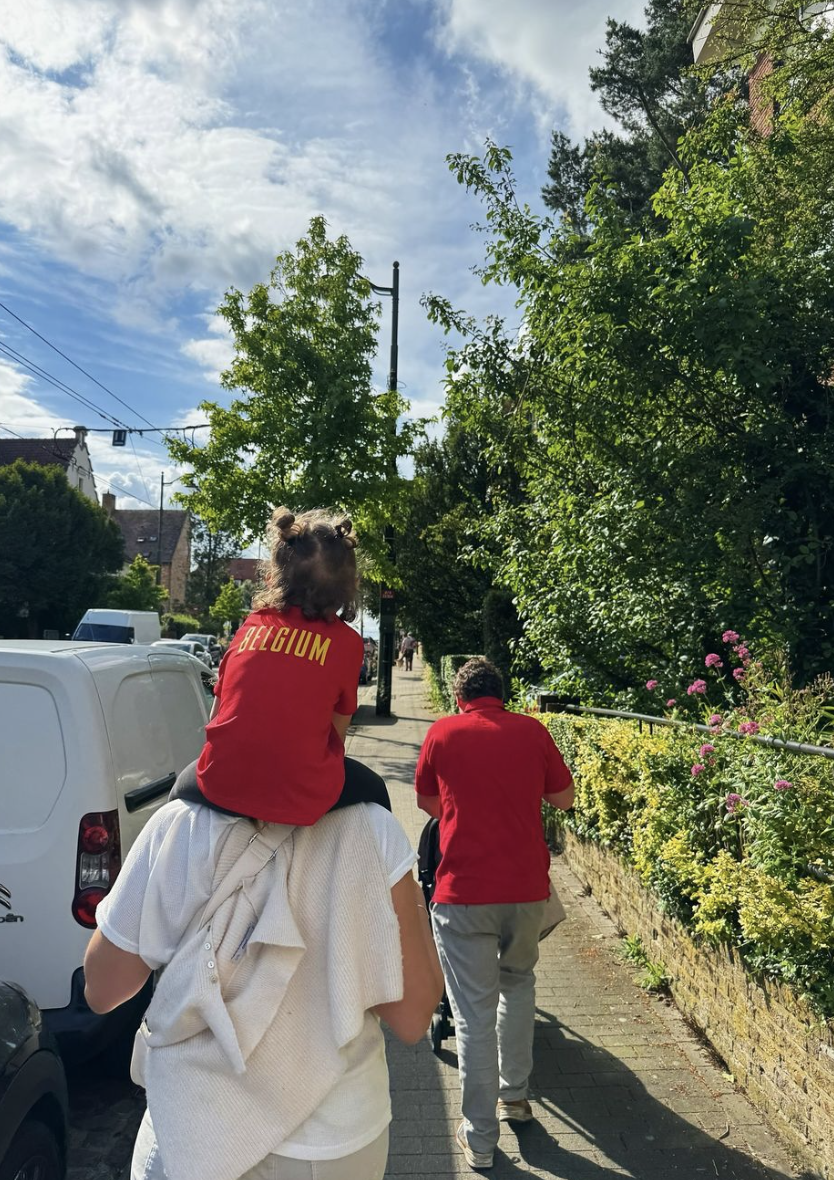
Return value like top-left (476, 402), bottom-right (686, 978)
top-left (253, 507), bottom-right (358, 622)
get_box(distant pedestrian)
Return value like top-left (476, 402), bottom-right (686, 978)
top-left (400, 633), bottom-right (417, 672)
top-left (415, 657), bottom-right (574, 1170)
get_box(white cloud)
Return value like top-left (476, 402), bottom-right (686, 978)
top-left (433, 0), bottom-right (646, 137)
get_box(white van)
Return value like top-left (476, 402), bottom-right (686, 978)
top-left (72, 609), bottom-right (161, 645)
top-left (0, 641), bottom-right (211, 1064)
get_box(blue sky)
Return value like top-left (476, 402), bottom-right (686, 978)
top-left (0, 0), bottom-right (644, 517)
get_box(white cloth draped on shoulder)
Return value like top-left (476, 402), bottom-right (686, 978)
top-left (138, 806), bottom-right (404, 1180)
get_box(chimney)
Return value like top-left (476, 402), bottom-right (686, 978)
top-left (73, 425), bottom-right (88, 446)
top-left (102, 491), bottom-right (116, 518)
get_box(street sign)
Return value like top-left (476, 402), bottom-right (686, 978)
top-left (112, 429), bottom-right (127, 447)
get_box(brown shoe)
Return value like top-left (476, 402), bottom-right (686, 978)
top-left (455, 1122), bottom-right (494, 1170)
top-left (497, 1099), bottom-right (534, 1124)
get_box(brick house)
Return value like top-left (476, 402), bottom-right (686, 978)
top-left (0, 426), bottom-right (98, 502)
top-left (227, 557), bottom-right (261, 587)
top-left (102, 492), bottom-right (191, 608)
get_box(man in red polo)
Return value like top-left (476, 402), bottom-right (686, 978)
top-left (415, 657), bottom-right (574, 1170)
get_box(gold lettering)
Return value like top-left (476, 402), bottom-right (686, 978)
top-left (270, 626), bottom-right (289, 653)
top-left (309, 635), bottom-right (331, 666)
top-left (251, 626), bottom-right (265, 650)
top-left (293, 630), bottom-right (312, 658)
top-left (260, 626), bottom-right (274, 651)
top-left (284, 627), bottom-right (298, 655)
top-left (237, 626), bottom-right (256, 653)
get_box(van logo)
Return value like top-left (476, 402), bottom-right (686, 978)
top-left (0, 884), bottom-right (23, 923)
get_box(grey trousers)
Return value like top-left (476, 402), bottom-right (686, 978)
top-left (432, 900), bottom-right (544, 1155)
top-left (131, 1109), bottom-right (389, 1180)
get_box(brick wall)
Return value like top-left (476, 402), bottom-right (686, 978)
top-left (559, 829), bottom-right (834, 1179)
top-left (749, 52), bottom-right (775, 136)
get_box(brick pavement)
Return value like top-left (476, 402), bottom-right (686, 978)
top-left (347, 660), bottom-right (807, 1180)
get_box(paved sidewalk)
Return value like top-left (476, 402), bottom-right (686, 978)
top-left (347, 661), bottom-right (805, 1180)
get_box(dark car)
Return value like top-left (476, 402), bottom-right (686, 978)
top-left (0, 981), bottom-right (68, 1180)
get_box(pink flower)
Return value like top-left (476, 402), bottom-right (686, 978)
top-left (709, 714), bottom-right (723, 726)
top-left (691, 763), bottom-right (705, 777)
top-left (699, 743), bottom-right (715, 758)
top-left (722, 630), bottom-right (740, 644)
top-left (687, 679), bottom-right (707, 696)
top-left (666, 698), bottom-right (677, 708)
top-left (733, 667), bottom-right (746, 682)
top-left (774, 779), bottom-right (793, 791)
top-left (738, 721), bottom-right (760, 736)
top-left (734, 644), bottom-right (750, 660)
top-left (705, 653), bottom-right (723, 668)
top-left (725, 793), bottom-right (748, 814)
top-left (646, 679), bottom-right (659, 690)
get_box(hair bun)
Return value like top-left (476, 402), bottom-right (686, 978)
top-left (272, 507), bottom-right (296, 538)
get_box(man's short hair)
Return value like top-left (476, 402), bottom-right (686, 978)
top-left (453, 657), bottom-right (504, 704)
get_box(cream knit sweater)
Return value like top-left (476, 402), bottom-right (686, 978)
top-left (139, 805), bottom-right (404, 1180)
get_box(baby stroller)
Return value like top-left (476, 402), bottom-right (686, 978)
top-left (417, 817), bottom-right (455, 1055)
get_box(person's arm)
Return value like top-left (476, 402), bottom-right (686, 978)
top-left (373, 874), bottom-right (444, 1044)
top-left (414, 729), bottom-right (441, 817)
top-left (417, 794), bottom-right (441, 818)
top-left (84, 929), bottom-right (152, 1014)
top-left (209, 694), bottom-right (220, 721)
top-left (332, 712), bottom-right (352, 743)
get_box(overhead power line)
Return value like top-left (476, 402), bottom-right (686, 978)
top-left (0, 298), bottom-right (159, 429)
top-left (0, 424), bottom-right (156, 508)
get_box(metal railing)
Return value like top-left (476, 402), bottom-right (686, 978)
top-left (537, 694), bottom-right (834, 762)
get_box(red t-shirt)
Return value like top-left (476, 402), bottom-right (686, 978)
top-left (196, 606), bottom-right (365, 823)
top-left (414, 698), bottom-right (573, 904)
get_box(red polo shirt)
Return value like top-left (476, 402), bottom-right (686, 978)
top-left (414, 698), bottom-right (572, 904)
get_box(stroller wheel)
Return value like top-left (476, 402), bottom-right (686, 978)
top-left (430, 1013), bottom-right (445, 1056)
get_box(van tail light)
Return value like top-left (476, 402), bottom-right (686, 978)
top-left (72, 810), bottom-right (122, 928)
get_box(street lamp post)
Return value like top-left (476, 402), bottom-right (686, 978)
top-left (157, 472), bottom-right (178, 587)
top-left (368, 261), bottom-right (399, 717)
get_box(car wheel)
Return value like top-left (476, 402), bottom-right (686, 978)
top-left (0, 1119), bottom-right (63, 1180)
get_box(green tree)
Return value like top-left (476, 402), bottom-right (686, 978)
top-left (106, 554), bottom-right (168, 611)
top-left (209, 579), bottom-right (246, 632)
top-left (428, 64), bottom-right (834, 696)
top-left (187, 519), bottom-right (239, 617)
top-left (396, 426), bottom-right (494, 669)
top-left (544, 0), bottom-right (737, 229)
top-left (168, 217), bottom-right (421, 568)
top-left (0, 461), bottom-right (123, 637)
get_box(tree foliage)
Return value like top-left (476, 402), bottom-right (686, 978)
top-left (544, 0), bottom-right (737, 229)
top-left (0, 461), bottom-right (123, 637)
top-left (106, 554), bottom-right (168, 611)
top-left (426, 14), bottom-right (834, 701)
top-left (187, 519), bottom-right (239, 617)
top-left (395, 425), bottom-right (494, 669)
top-left (210, 579), bottom-right (246, 631)
top-left (168, 217), bottom-right (421, 569)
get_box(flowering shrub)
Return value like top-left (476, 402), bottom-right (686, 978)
top-left (541, 638), bottom-right (834, 1017)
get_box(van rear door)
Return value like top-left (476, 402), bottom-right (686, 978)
top-left (0, 651), bottom-right (112, 1008)
top-left (86, 649), bottom-right (178, 854)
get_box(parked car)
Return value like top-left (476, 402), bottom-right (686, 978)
top-left (179, 632), bottom-right (222, 666)
top-left (0, 981), bottom-right (68, 1180)
top-left (72, 608), bottom-right (161, 645)
top-left (0, 640), bottom-right (210, 1067)
top-left (152, 638), bottom-right (212, 668)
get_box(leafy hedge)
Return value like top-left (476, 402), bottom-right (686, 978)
top-left (438, 654), bottom-right (481, 712)
top-left (541, 642), bottom-right (834, 1018)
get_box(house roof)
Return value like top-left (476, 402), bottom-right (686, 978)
top-left (113, 509), bottom-right (189, 566)
top-left (228, 557), bottom-right (261, 582)
top-left (0, 437), bottom-right (77, 470)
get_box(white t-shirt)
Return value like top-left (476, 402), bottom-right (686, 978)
top-left (96, 801), bottom-right (415, 1161)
